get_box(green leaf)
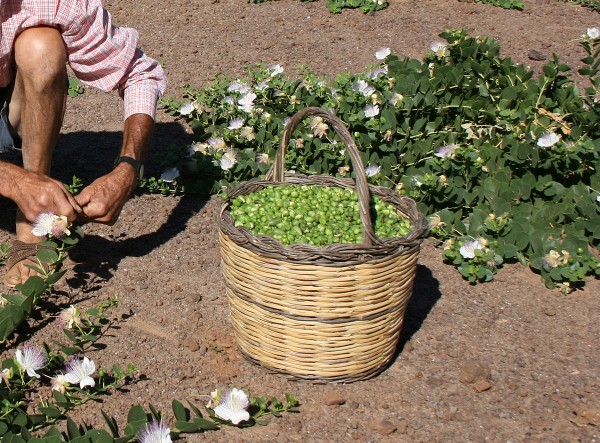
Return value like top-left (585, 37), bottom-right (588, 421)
top-left (192, 417), bottom-right (219, 430)
top-left (101, 410), bottom-right (120, 438)
top-left (172, 400), bottom-right (188, 422)
top-left (16, 276), bottom-right (46, 298)
top-left (174, 421), bottom-right (200, 433)
top-left (186, 401), bottom-right (204, 418)
top-left (67, 418), bottom-right (82, 439)
top-left (36, 249), bottom-right (59, 264)
top-left (127, 405), bottom-right (147, 424)
top-left (40, 405), bottom-right (63, 419)
top-left (1, 433), bottom-right (26, 443)
top-left (45, 271), bottom-right (66, 286)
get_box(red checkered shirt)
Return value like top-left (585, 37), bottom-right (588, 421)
top-left (0, 0), bottom-right (167, 119)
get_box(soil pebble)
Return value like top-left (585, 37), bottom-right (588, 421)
top-left (459, 360), bottom-right (492, 384)
top-left (528, 49), bottom-right (547, 61)
top-left (369, 418), bottom-right (397, 435)
top-left (323, 391), bottom-right (346, 406)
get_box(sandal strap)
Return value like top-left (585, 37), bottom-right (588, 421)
top-left (6, 240), bottom-right (54, 272)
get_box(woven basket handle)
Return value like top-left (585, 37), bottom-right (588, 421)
top-left (265, 107), bottom-right (378, 245)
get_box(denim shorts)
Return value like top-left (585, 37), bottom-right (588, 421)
top-left (0, 87), bottom-right (17, 153)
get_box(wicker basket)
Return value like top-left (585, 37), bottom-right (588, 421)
top-left (218, 107), bottom-right (427, 382)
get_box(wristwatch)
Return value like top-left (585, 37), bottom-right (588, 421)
top-left (114, 156), bottom-right (144, 181)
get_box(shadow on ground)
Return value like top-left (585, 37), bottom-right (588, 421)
top-left (397, 264), bottom-right (441, 351)
top-left (0, 121), bottom-right (204, 287)
top-left (67, 194), bottom-right (208, 289)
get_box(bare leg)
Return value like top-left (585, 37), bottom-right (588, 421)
top-left (5, 26), bottom-right (67, 286)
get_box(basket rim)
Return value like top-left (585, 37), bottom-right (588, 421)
top-left (219, 172), bottom-right (427, 265)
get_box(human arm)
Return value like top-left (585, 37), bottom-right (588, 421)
top-left (74, 113), bottom-right (153, 225)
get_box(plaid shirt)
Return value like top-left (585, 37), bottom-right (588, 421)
top-left (0, 0), bottom-right (167, 119)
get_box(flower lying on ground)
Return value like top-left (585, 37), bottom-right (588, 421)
top-left (15, 344), bottom-right (47, 378)
top-left (209, 387), bottom-right (251, 425)
top-left (32, 213), bottom-right (71, 238)
top-left (64, 356), bottom-right (96, 389)
top-left (138, 421), bottom-right (172, 443)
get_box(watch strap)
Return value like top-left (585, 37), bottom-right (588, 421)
top-left (114, 156), bottom-right (143, 180)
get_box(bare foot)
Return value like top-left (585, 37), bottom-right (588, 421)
top-left (4, 208), bottom-right (44, 287)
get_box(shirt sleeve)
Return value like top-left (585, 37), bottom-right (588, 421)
top-left (57, 0), bottom-right (167, 120)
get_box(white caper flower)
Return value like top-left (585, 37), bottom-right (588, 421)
top-left (537, 132), bottom-right (560, 148)
top-left (364, 104), bottom-right (380, 118)
top-left (459, 239), bottom-right (484, 259)
top-left (586, 27), bottom-right (600, 40)
top-left (375, 47), bottom-right (391, 60)
top-left (64, 356), bottom-right (96, 389)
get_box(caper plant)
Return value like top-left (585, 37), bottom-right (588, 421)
top-left (162, 29), bottom-right (600, 292)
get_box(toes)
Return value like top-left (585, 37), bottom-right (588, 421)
top-left (4, 264), bottom-right (23, 288)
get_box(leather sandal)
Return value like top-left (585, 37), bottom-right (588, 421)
top-left (4, 240), bottom-right (54, 288)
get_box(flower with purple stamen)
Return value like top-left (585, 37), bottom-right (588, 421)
top-left (15, 344), bottom-right (46, 378)
top-left (64, 356), bottom-right (96, 389)
top-left (138, 421), bottom-right (172, 443)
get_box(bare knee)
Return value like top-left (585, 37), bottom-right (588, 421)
top-left (14, 27), bottom-right (67, 90)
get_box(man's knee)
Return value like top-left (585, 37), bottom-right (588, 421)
top-left (14, 27), bottom-right (67, 89)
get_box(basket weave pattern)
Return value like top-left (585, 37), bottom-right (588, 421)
top-left (218, 107), bottom-right (427, 382)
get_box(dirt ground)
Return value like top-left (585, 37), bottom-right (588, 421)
top-left (1, 0), bottom-right (599, 442)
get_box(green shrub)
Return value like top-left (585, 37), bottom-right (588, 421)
top-left (162, 28), bottom-right (600, 292)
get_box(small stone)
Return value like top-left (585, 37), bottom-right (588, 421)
top-left (283, 417), bottom-right (302, 432)
top-left (183, 338), bottom-right (199, 352)
top-left (403, 341), bottom-right (413, 352)
top-left (426, 377), bottom-right (444, 388)
top-left (123, 214), bottom-right (136, 223)
top-left (396, 419), bottom-right (408, 434)
top-left (324, 391), bottom-right (346, 406)
top-left (572, 407), bottom-right (600, 426)
top-left (190, 226), bottom-right (201, 234)
top-left (544, 305), bottom-right (557, 316)
top-left (459, 360), bottom-right (491, 384)
top-left (348, 401), bottom-right (359, 410)
top-left (528, 50), bottom-right (547, 61)
top-left (472, 379), bottom-right (492, 393)
top-left (369, 418), bottom-right (396, 435)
